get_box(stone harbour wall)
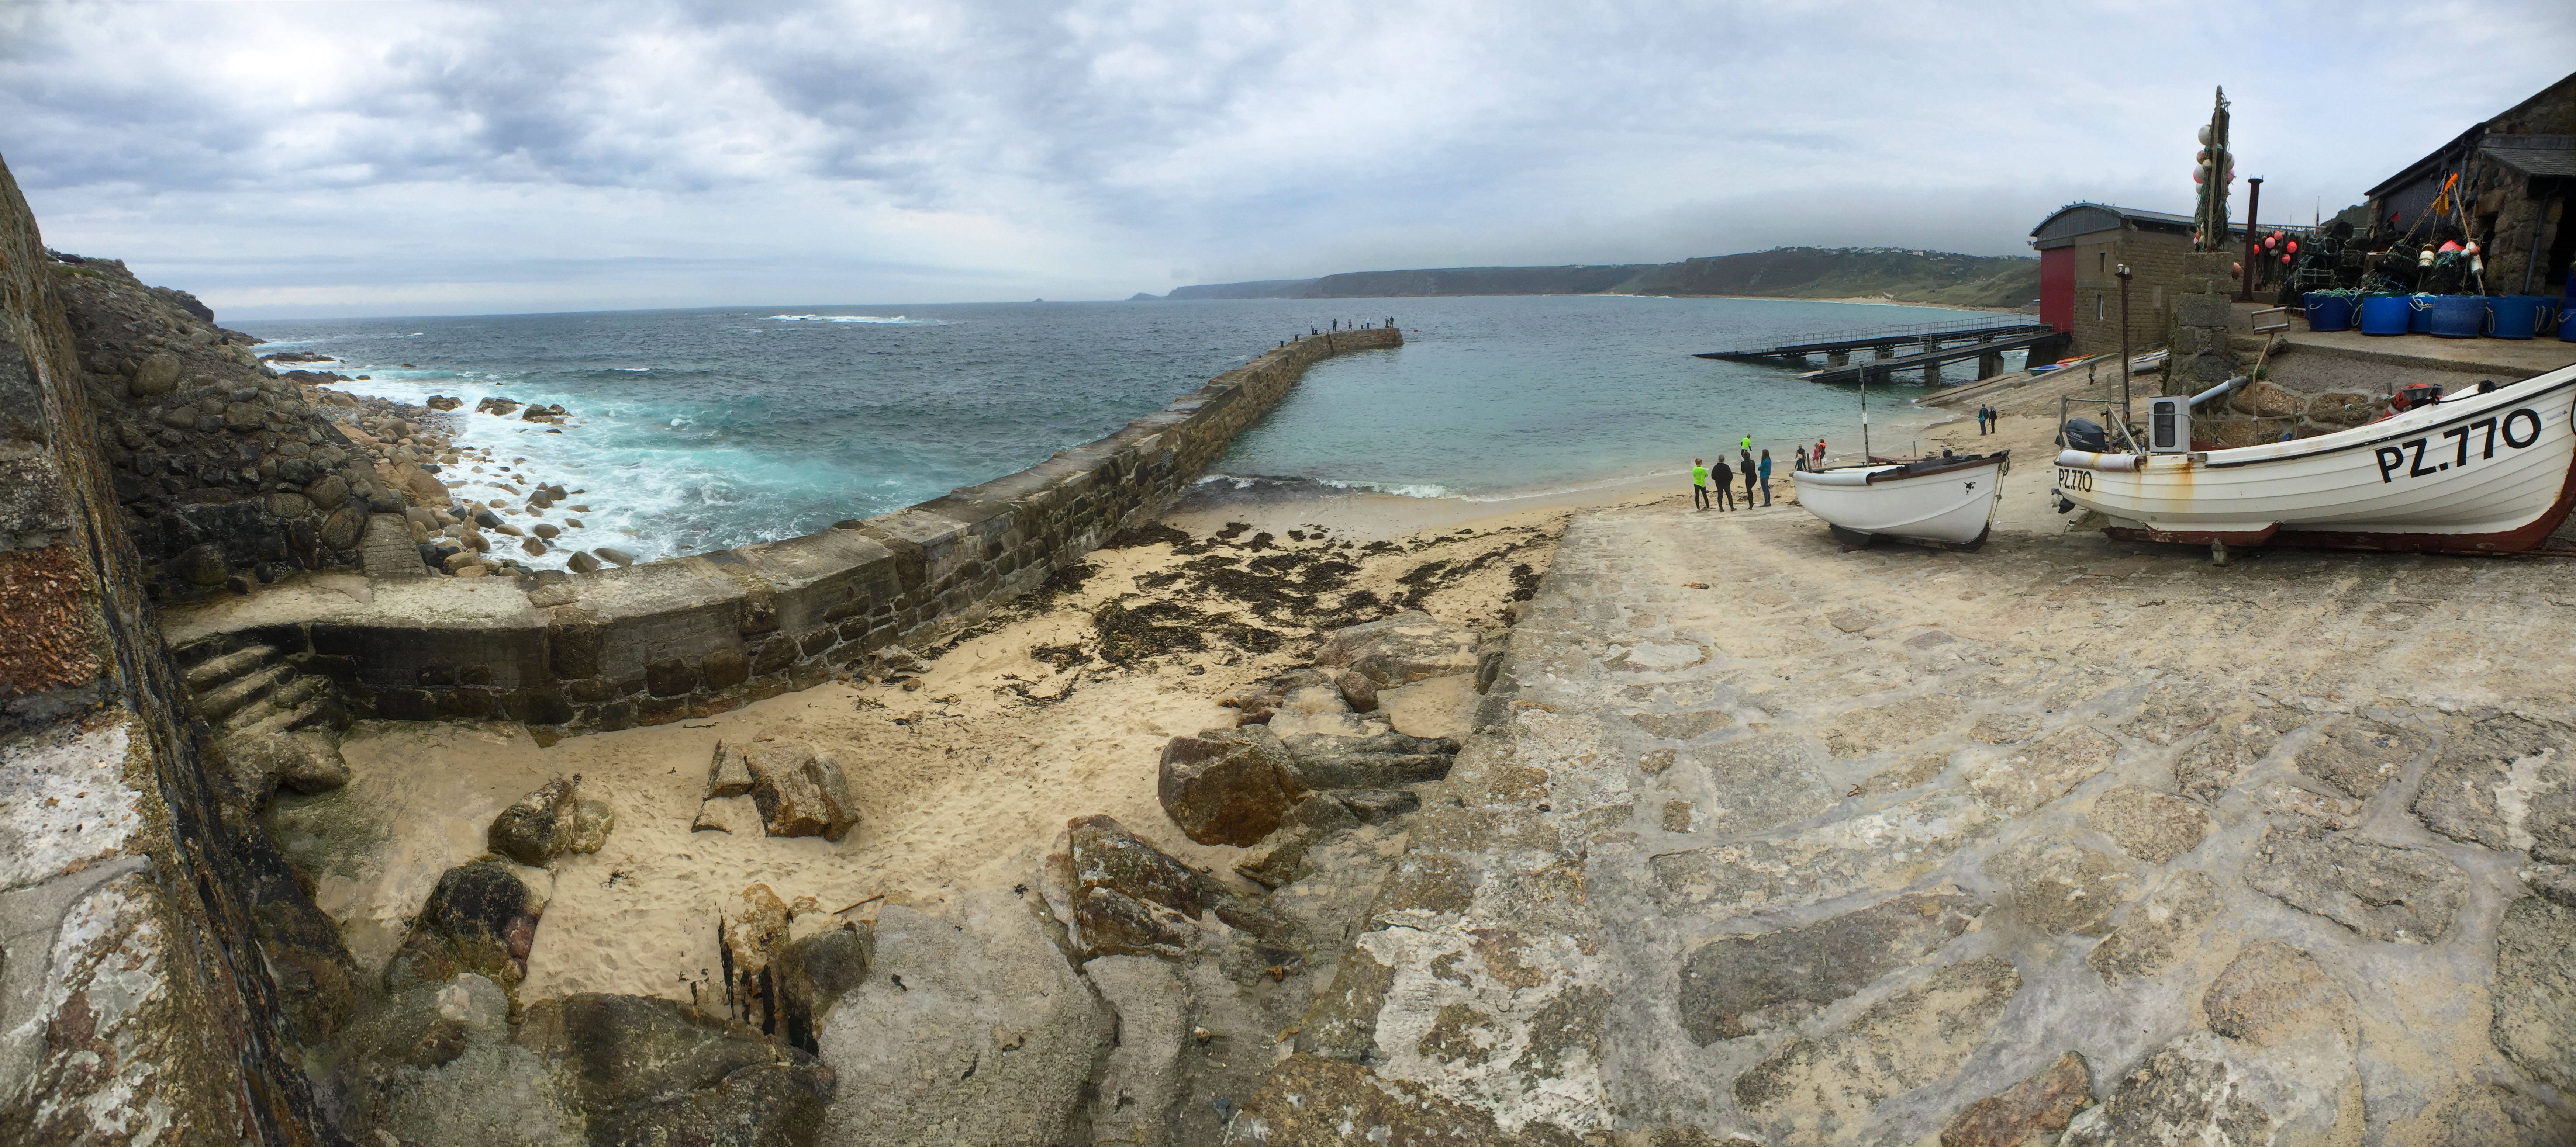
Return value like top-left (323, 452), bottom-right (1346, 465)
top-left (210, 326), bottom-right (1402, 735)
top-left (1, 155), bottom-right (338, 1143)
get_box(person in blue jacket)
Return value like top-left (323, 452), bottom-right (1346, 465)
top-left (1756, 450), bottom-right (1774, 506)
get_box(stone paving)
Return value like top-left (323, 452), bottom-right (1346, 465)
top-left (1249, 500), bottom-right (2576, 1144)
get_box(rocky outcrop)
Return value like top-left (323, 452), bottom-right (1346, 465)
top-left (487, 775), bottom-right (615, 867)
top-left (818, 891), bottom-right (1111, 1146)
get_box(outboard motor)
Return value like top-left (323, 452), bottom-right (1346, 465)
top-left (2062, 417), bottom-right (2109, 453)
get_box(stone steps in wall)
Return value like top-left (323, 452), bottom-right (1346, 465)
top-left (359, 512), bottom-right (432, 579)
top-left (184, 643), bottom-right (278, 691)
top-left (197, 662), bottom-right (296, 722)
top-left (231, 695), bottom-right (334, 741)
top-left (222, 674), bottom-right (326, 734)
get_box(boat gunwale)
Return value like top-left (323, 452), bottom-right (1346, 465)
top-left (2055, 363), bottom-right (2576, 474)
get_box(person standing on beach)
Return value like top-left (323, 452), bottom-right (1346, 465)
top-left (1757, 450), bottom-right (1773, 506)
top-left (1740, 448), bottom-right (1758, 506)
top-left (1711, 458), bottom-right (1736, 510)
top-left (1691, 459), bottom-right (1710, 510)
top-left (1814, 438), bottom-right (1828, 468)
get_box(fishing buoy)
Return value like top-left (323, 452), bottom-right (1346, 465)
top-left (2420, 247), bottom-right (2436, 268)
top-left (2193, 169), bottom-right (2206, 185)
top-left (2198, 125), bottom-right (2213, 145)
top-left (2281, 254), bottom-right (2292, 265)
top-left (2286, 240), bottom-right (2298, 254)
top-left (2232, 262), bottom-right (2243, 277)
top-left (2466, 241), bottom-right (2480, 256)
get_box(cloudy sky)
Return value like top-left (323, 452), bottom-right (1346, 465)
top-left (4, 1), bottom-right (2570, 318)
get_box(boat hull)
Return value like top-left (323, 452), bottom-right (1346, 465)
top-left (1793, 455), bottom-right (2008, 549)
top-left (2055, 363), bottom-right (2576, 554)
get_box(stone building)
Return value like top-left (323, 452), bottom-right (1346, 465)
top-left (2028, 203), bottom-right (2199, 357)
top-left (2364, 69), bottom-right (2576, 298)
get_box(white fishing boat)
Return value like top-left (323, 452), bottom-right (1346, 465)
top-left (1794, 451), bottom-right (2011, 550)
top-left (2054, 361), bottom-right (2576, 557)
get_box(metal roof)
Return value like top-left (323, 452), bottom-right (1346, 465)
top-left (2029, 203), bottom-right (2197, 249)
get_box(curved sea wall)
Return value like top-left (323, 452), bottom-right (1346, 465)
top-left (196, 326), bottom-right (1401, 734)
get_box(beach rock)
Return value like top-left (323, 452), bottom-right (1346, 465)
top-left (2414, 714), bottom-right (2576, 859)
top-left (1337, 668), bottom-right (1378, 713)
top-left (817, 891), bottom-right (1111, 1147)
top-left (1982, 837), bottom-right (2132, 936)
top-left (706, 739), bottom-right (758, 797)
top-left (2295, 716), bottom-right (2430, 798)
top-left (2244, 824), bottom-right (2468, 942)
top-left (129, 350), bottom-right (181, 396)
top-left (486, 775), bottom-right (613, 867)
top-left (169, 541), bottom-right (228, 586)
top-left (2495, 895), bottom-right (2576, 1090)
top-left (1158, 725), bottom-right (1297, 846)
top-left (721, 884), bottom-right (793, 1033)
top-left (384, 858), bottom-right (542, 998)
top-left (1939, 1051), bottom-right (2092, 1147)
top-left (2086, 785), bottom-right (2210, 862)
top-left (320, 506), bottom-right (363, 548)
top-left (776, 926), bottom-right (870, 1053)
top-left (1337, 787), bottom-right (1420, 824)
top-left (1082, 955), bottom-right (1190, 1144)
top-left (425, 394), bottom-right (461, 411)
top-left (1732, 957), bottom-right (2021, 1136)
top-left (566, 550), bottom-right (601, 574)
top-left (273, 729), bottom-right (351, 794)
top-left (1316, 611), bottom-right (1481, 686)
top-left (306, 472), bottom-right (349, 510)
top-left (441, 550), bottom-right (480, 574)
top-left (1276, 730), bottom-right (1458, 791)
top-left (597, 546), bottom-right (637, 567)
top-left (2086, 870), bottom-right (2223, 984)
top-left (1677, 888), bottom-right (1985, 1044)
top-left (473, 508), bottom-right (503, 529)
top-left (521, 537), bottom-right (547, 556)
top-left (1067, 814), bottom-right (1287, 957)
top-left (532, 523), bottom-right (559, 540)
top-left (743, 741), bottom-right (857, 840)
top-left (516, 992), bottom-right (833, 1144)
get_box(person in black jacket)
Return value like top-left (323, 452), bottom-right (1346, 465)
top-left (1710, 458), bottom-right (1736, 510)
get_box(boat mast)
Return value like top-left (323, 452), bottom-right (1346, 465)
top-left (1859, 365), bottom-right (1871, 460)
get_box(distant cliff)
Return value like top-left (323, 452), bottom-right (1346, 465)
top-left (1137, 247), bottom-right (2040, 309)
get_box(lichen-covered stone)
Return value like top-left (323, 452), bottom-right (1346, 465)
top-left (1224, 1054), bottom-right (1515, 1145)
top-left (2086, 870), bottom-right (2222, 984)
top-left (486, 775), bottom-right (613, 867)
top-left (1970, 725), bottom-right (2119, 816)
top-left (1939, 1051), bottom-right (2092, 1147)
top-left (818, 891), bottom-right (1111, 1146)
top-left (1821, 695), bottom-right (1967, 758)
top-left (1733, 956), bottom-right (2021, 1142)
top-left (1982, 837), bottom-right (2131, 935)
top-left (1068, 814), bottom-right (1288, 958)
top-left (1158, 725), bottom-right (1298, 845)
top-left (1677, 888), bottom-right (1985, 1043)
top-left (2086, 784), bottom-right (2209, 862)
top-left (2244, 824), bottom-right (2468, 942)
top-left (1277, 730), bottom-right (1458, 791)
top-left (1084, 955), bottom-right (1191, 1144)
top-left (2294, 717), bottom-right (2429, 798)
top-left (385, 858), bottom-right (542, 998)
top-left (2413, 714), bottom-right (2576, 861)
top-left (742, 742), bottom-right (856, 840)
top-left (1316, 611), bottom-right (1482, 686)
top-left (2492, 895), bottom-right (2576, 1091)
top-left (1648, 790), bottom-right (1995, 913)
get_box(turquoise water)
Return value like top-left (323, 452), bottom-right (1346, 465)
top-left (233, 295), bottom-right (1965, 565)
top-left (1216, 295), bottom-right (1961, 500)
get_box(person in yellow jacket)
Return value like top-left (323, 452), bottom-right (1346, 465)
top-left (1690, 459), bottom-right (1710, 510)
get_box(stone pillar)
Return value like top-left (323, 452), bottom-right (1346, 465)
top-left (1923, 360), bottom-right (1942, 385)
top-left (1978, 352), bottom-right (2003, 380)
top-left (1875, 346), bottom-right (1896, 361)
top-left (1826, 350), bottom-right (1849, 367)
top-left (2168, 253), bottom-right (2240, 398)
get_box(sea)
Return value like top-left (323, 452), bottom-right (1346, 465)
top-left (231, 295), bottom-right (1975, 567)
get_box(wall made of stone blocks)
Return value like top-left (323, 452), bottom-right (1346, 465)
top-left (3, 154), bottom-right (334, 1141)
top-left (258, 326), bottom-right (1403, 734)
